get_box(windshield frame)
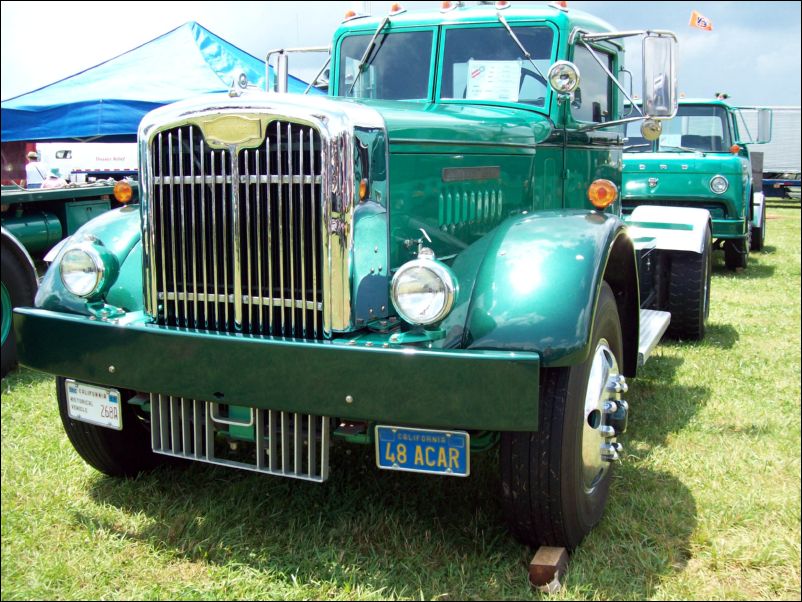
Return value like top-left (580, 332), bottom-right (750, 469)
top-left (625, 103), bottom-right (734, 153)
top-left (435, 20), bottom-right (559, 115)
top-left (332, 25), bottom-right (438, 101)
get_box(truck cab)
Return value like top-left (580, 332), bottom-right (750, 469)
top-left (13, 2), bottom-right (709, 551)
top-left (622, 98), bottom-right (772, 269)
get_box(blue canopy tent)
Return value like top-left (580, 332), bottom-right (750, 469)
top-left (1, 22), bottom-right (314, 142)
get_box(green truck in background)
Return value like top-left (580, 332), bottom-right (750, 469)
top-left (1, 181), bottom-right (136, 376)
top-left (622, 98), bottom-right (772, 270)
top-left (14, 3), bottom-right (714, 550)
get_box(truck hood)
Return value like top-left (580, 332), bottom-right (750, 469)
top-left (351, 99), bottom-right (554, 148)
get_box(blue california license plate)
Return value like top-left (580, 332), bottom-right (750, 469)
top-left (375, 426), bottom-right (470, 477)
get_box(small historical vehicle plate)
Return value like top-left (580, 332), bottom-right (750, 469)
top-left (65, 379), bottom-right (122, 430)
top-left (375, 425), bottom-right (469, 476)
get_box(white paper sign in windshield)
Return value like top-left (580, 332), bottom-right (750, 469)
top-left (466, 59), bottom-right (522, 102)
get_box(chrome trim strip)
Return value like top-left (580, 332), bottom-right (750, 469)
top-left (255, 148), bottom-right (263, 333)
top-left (221, 152), bottom-right (230, 328)
top-left (159, 290), bottom-right (322, 311)
top-left (277, 123), bottom-right (286, 334)
top-left (389, 138), bottom-right (537, 150)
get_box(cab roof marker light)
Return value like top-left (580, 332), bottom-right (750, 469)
top-left (441, 1), bottom-right (458, 12)
top-left (389, 2), bottom-right (406, 15)
top-left (343, 9), bottom-right (368, 22)
top-left (549, 1), bottom-right (569, 10)
top-left (495, 0), bottom-right (511, 9)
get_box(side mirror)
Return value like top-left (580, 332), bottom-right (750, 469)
top-left (756, 108), bottom-right (772, 144)
top-left (642, 33), bottom-right (677, 119)
top-left (734, 107), bottom-right (773, 145)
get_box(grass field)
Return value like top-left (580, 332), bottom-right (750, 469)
top-left (2, 204), bottom-right (800, 600)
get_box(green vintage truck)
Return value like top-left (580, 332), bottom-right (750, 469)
top-left (622, 98), bottom-right (772, 270)
top-left (1, 181), bottom-right (136, 376)
top-left (14, 3), bottom-right (711, 549)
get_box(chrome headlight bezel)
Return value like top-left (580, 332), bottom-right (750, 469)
top-left (390, 257), bottom-right (457, 326)
top-left (59, 243), bottom-right (107, 298)
top-left (710, 175), bottom-right (729, 194)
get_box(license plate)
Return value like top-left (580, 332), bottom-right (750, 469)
top-left (65, 380), bottom-right (122, 430)
top-left (375, 426), bottom-right (469, 477)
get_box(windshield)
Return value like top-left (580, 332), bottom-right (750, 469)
top-left (338, 30), bottom-right (433, 100)
top-left (441, 26), bottom-right (554, 107)
top-left (624, 105), bottom-right (732, 153)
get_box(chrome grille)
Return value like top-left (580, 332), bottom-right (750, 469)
top-left (150, 394), bottom-right (331, 482)
top-left (146, 122), bottom-right (324, 338)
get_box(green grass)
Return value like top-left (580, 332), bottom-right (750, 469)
top-left (2, 207), bottom-right (800, 600)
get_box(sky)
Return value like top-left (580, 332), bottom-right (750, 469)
top-left (1, 1), bottom-right (800, 106)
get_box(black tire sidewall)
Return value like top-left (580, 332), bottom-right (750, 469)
top-left (559, 283), bottom-right (623, 546)
top-left (1, 247), bottom-right (37, 378)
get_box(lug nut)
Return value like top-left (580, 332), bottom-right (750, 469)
top-left (598, 425), bottom-right (616, 438)
top-left (600, 442), bottom-right (620, 462)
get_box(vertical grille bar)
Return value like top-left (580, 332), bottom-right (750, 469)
top-left (266, 137), bottom-right (274, 335)
top-left (210, 151), bottom-right (219, 329)
top-left (255, 149), bottom-right (264, 333)
top-left (288, 123), bottom-right (296, 336)
top-left (293, 412), bottom-right (302, 474)
top-left (200, 140), bottom-right (209, 328)
top-left (189, 128), bottom-right (198, 326)
top-left (280, 411), bottom-right (289, 473)
top-left (178, 128), bottom-right (188, 324)
top-left (194, 398), bottom-right (204, 460)
top-left (221, 154), bottom-right (230, 328)
top-left (299, 130), bottom-right (307, 337)
top-left (168, 133), bottom-right (180, 322)
top-left (310, 128), bottom-right (318, 338)
top-left (307, 415), bottom-right (317, 476)
top-left (277, 123), bottom-right (286, 334)
top-left (268, 410), bottom-right (277, 472)
top-left (245, 149), bottom-right (253, 331)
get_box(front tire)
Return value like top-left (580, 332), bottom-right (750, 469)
top-left (666, 225), bottom-right (711, 341)
top-left (500, 283), bottom-right (625, 549)
top-left (750, 206), bottom-right (766, 252)
top-left (724, 236), bottom-right (749, 270)
top-left (1, 247), bottom-right (37, 378)
top-left (57, 377), bottom-right (166, 477)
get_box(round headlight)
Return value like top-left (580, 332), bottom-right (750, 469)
top-left (60, 245), bottom-right (104, 297)
top-left (710, 175), bottom-right (729, 194)
top-left (547, 61), bottom-right (580, 94)
top-left (391, 259), bottom-right (457, 326)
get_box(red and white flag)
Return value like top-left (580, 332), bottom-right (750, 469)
top-left (689, 10), bottom-right (713, 31)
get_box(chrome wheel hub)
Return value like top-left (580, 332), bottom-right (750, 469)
top-left (582, 339), bottom-right (628, 493)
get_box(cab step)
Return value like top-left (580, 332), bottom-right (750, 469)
top-left (638, 309), bottom-right (671, 366)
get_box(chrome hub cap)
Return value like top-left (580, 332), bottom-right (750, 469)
top-left (581, 339), bottom-right (628, 493)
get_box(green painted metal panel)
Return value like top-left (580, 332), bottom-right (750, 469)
top-left (65, 199), bottom-right (111, 235)
top-left (14, 308), bottom-right (541, 431)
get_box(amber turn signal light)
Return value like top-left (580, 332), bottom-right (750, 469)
top-left (359, 178), bottom-right (369, 201)
top-left (113, 180), bottom-right (133, 204)
top-left (730, 144), bottom-right (741, 154)
top-left (588, 179), bottom-right (618, 209)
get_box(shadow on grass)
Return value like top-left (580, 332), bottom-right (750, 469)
top-left (82, 439), bottom-right (699, 600)
top-left (698, 323), bottom-right (739, 349)
top-left (711, 254), bottom-right (776, 279)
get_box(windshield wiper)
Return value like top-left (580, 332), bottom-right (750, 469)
top-left (347, 16), bottom-right (390, 97)
top-left (497, 14), bottom-right (547, 84)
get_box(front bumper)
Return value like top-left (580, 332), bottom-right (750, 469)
top-left (13, 308), bottom-right (540, 431)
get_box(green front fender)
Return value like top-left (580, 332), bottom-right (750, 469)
top-left (35, 205), bottom-right (143, 315)
top-left (441, 210), bottom-right (634, 368)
